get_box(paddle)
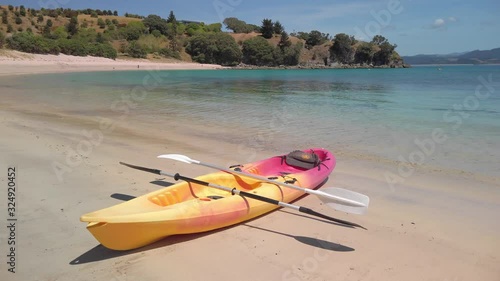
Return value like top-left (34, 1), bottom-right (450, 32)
top-left (119, 162), bottom-right (366, 229)
top-left (157, 154), bottom-right (370, 215)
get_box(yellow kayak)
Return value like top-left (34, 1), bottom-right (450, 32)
top-left (81, 148), bottom-right (335, 250)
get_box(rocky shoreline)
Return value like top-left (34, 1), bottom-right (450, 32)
top-left (229, 62), bottom-right (411, 70)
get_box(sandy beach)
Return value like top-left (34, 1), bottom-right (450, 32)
top-left (0, 52), bottom-right (499, 281)
top-left (0, 50), bottom-right (224, 76)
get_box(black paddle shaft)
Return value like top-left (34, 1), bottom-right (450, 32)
top-left (174, 173), bottom-right (283, 205)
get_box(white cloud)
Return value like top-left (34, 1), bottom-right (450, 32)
top-left (432, 18), bottom-right (446, 28)
top-left (427, 17), bottom-right (458, 29)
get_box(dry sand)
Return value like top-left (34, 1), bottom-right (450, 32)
top-left (0, 52), bottom-right (499, 281)
top-left (0, 50), bottom-right (224, 76)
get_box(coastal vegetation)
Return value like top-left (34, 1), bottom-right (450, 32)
top-left (0, 30), bottom-right (5, 48)
top-left (0, 5), bottom-right (404, 67)
top-left (185, 33), bottom-right (241, 66)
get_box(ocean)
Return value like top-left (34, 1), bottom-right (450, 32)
top-left (3, 65), bottom-right (499, 178)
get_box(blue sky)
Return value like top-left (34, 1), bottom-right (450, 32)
top-left (8, 0), bottom-right (500, 55)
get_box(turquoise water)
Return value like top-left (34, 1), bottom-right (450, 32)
top-left (2, 65), bottom-right (500, 176)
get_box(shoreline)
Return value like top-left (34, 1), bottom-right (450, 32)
top-left (0, 50), bottom-right (413, 77)
top-left (0, 50), bottom-right (224, 76)
top-left (229, 63), bottom-right (411, 70)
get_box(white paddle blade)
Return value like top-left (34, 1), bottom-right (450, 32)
top-left (319, 187), bottom-right (370, 215)
top-left (157, 154), bottom-right (199, 164)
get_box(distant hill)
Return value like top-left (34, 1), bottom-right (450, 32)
top-left (402, 48), bottom-right (500, 65)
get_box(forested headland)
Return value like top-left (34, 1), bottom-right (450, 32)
top-left (0, 5), bottom-right (407, 68)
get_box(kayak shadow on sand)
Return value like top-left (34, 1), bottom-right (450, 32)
top-left (69, 226), bottom-right (234, 265)
top-left (244, 224), bottom-right (355, 252)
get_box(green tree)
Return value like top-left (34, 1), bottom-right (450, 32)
top-left (7, 24), bottom-right (13, 33)
top-left (73, 28), bottom-right (98, 42)
top-left (223, 17), bottom-right (254, 33)
top-left (97, 18), bottom-right (106, 29)
top-left (46, 19), bottom-right (53, 27)
top-left (0, 31), bottom-right (5, 48)
top-left (260, 18), bottom-right (274, 39)
top-left (371, 35), bottom-right (388, 46)
top-left (330, 33), bottom-right (355, 64)
top-left (306, 30), bottom-right (327, 48)
top-left (94, 43), bottom-right (117, 59)
top-left (370, 35), bottom-right (396, 65)
top-left (354, 42), bottom-right (374, 64)
top-left (373, 41), bottom-right (397, 66)
top-left (186, 33), bottom-right (242, 66)
top-left (127, 41), bottom-right (147, 58)
top-left (37, 14), bottom-right (44, 23)
top-left (47, 10), bottom-right (58, 18)
top-left (113, 10), bottom-right (118, 16)
top-left (204, 23), bottom-right (222, 33)
top-left (19, 5), bottom-right (26, 17)
top-left (293, 31), bottom-right (309, 41)
top-left (143, 14), bottom-right (168, 35)
top-left (273, 21), bottom-right (284, 35)
top-left (166, 10), bottom-right (177, 24)
top-left (15, 16), bottom-right (22, 25)
top-left (57, 38), bottom-right (89, 56)
top-left (123, 21), bottom-right (147, 41)
top-left (8, 5), bottom-right (14, 11)
top-left (6, 32), bottom-right (60, 54)
top-left (66, 17), bottom-right (78, 36)
top-left (96, 32), bottom-right (106, 43)
top-left (249, 24), bottom-right (261, 32)
top-left (62, 8), bottom-right (78, 18)
top-left (2, 10), bottom-right (8, 24)
top-left (242, 36), bottom-right (275, 66)
top-left (42, 25), bottom-right (50, 37)
top-left (151, 30), bottom-right (162, 38)
top-left (282, 42), bottom-right (303, 66)
top-left (159, 47), bottom-right (181, 59)
top-left (186, 22), bottom-right (204, 34)
top-left (52, 26), bottom-right (68, 40)
top-left (278, 31), bottom-right (292, 50)
top-left (166, 11), bottom-right (178, 50)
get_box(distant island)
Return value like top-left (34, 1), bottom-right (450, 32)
top-left (0, 5), bottom-right (406, 68)
top-left (402, 48), bottom-right (500, 65)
